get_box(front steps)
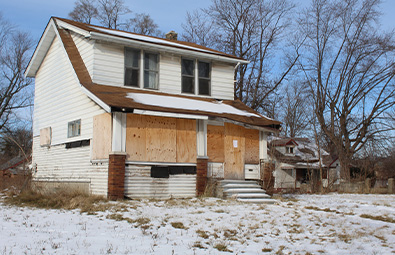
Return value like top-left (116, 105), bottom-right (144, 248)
top-left (217, 180), bottom-right (276, 204)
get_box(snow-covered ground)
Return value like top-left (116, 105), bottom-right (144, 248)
top-left (0, 194), bottom-right (394, 254)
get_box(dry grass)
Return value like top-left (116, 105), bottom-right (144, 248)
top-left (171, 222), bottom-right (188, 229)
top-left (360, 214), bottom-right (395, 224)
top-left (214, 243), bottom-right (232, 252)
top-left (3, 187), bottom-right (107, 214)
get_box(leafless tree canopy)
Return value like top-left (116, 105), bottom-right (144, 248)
top-left (125, 13), bottom-right (161, 36)
top-left (297, 0), bottom-right (395, 180)
top-left (96, 0), bottom-right (130, 29)
top-left (280, 81), bottom-right (312, 137)
top-left (182, 0), bottom-right (299, 113)
top-left (0, 14), bottom-right (33, 131)
top-left (68, 0), bottom-right (98, 24)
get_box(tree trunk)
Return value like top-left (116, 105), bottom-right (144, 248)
top-left (339, 156), bottom-right (351, 181)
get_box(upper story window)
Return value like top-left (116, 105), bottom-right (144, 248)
top-left (285, 147), bottom-right (294, 154)
top-left (181, 58), bottom-right (211, 96)
top-left (68, 119), bottom-right (81, 138)
top-left (125, 48), bottom-right (159, 90)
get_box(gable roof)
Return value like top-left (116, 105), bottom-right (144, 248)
top-left (26, 17), bottom-right (281, 130)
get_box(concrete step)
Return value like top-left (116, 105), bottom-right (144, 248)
top-left (224, 188), bottom-right (267, 194)
top-left (219, 180), bottom-right (259, 186)
top-left (222, 183), bottom-right (262, 189)
top-left (237, 198), bottom-right (277, 204)
top-left (234, 193), bottom-right (271, 199)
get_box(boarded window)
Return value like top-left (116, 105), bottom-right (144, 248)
top-left (40, 127), bottom-right (51, 147)
top-left (207, 125), bottom-right (225, 162)
top-left (245, 128), bottom-right (259, 164)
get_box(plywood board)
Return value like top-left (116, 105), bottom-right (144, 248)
top-left (91, 113), bottom-right (112, 160)
top-left (224, 123), bottom-right (245, 180)
top-left (126, 114), bottom-right (147, 161)
top-left (207, 125), bottom-right (224, 162)
top-left (40, 127), bottom-right (52, 146)
top-left (176, 119), bottom-right (197, 163)
top-left (245, 128), bottom-right (260, 164)
top-left (145, 116), bottom-right (177, 162)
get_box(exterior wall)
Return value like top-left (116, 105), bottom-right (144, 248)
top-left (90, 42), bottom-right (235, 100)
top-left (92, 42), bottom-right (124, 86)
top-left (274, 166), bottom-right (296, 189)
top-left (32, 34), bottom-right (107, 196)
top-left (124, 165), bottom-right (196, 199)
top-left (208, 162), bottom-right (224, 178)
top-left (245, 164), bottom-right (260, 180)
top-left (71, 32), bottom-right (94, 77)
top-left (32, 137), bottom-right (108, 196)
top-left (33, 35), bottom-right (105, 144)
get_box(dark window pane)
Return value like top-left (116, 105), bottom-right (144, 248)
top-left (125, 48), bottom-right (140, 68)
top-left (182, 59), bottom-right (194, 75)
top-left (144, 70), bottom-right (158, 89)
top-left (151, 166), bottom-right (169, 178)
top-left (198, 61), bottom-right (210, 78)
top-left (182, 76), bottom-right (194, 93)
top-left (199, 79), bottom-right (210, 95)
top-left (125, 68), bottom-right (139, 87)
top-left (144, 53), bottom-right (158, 71)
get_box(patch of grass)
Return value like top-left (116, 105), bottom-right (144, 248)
top-left (214, 243), bottom-right (232, 252)
top-left (192, 241), bottom-right (205, 249)
top-left (360, 214), bottom-right (395, 224)
top-left (262, 248), bottom-right (272, 252)
top-left (4, 188), bottom-right (107, 214)
top-left (171, 222), bottom-right (188, 229)
top-left (196, 230), bottom-right (210, 239)
top-left (223, 229), bottom-right (237, 238)
top-left (214, 209), bottom-right (226, 213)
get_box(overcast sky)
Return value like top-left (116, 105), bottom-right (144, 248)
top-left (1, 0), bottom-right (394, 43)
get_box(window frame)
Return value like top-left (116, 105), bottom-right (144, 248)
top-left (124, 47), bottom-right (160, 90)
top-left (181, 58), bottom-right (211, 96)
top-left (67, 119), bottom-right (81, 138)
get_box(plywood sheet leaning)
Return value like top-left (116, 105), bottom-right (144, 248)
top-left (224, 123), bottom-right (245, 180)
top-left (207, 125), bottom-right (225, 162)
top-left (92, 113), bottom-right (112, 160)
top-left (176, 119), bottom-right (197, 163)
top-left (244, 128), bottom-right (259, 164)
top-left (145, 116), bottom-right (177, 162)
top-left (126, 114), bottom-right (147, 161)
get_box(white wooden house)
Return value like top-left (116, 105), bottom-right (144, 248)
top-left (26, 17), bottom-right (281, 199)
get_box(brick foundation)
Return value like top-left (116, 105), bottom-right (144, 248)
top-left (108, 152), bottom-right (126, 200)
top-left (196, 157), bottom-right (208, 196)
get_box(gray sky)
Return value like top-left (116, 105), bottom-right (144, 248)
top-left (1, 0), bottom-right (394, 43)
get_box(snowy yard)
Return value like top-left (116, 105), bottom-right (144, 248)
top-left (0, 194), bottom-right (394, 254)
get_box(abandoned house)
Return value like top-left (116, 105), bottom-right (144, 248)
top-left (269, 137), bottom-right (339, 192)
top-left (25, 17), bottom-right (281, 199)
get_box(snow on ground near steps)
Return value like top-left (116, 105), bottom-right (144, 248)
top-left (0, 194), bottom-right (394, 255)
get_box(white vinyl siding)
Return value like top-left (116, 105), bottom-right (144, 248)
top-left (32, 137), bottom-right (108, 196)
top-left (71, 32), bottom-right (94, 77)
top-left (211, 62), bottom-right (235, 100)
top-left (33, 35), bottom-right (105, 145)
top-left (159, 53), bottom-right (181, 94)
top-left (92, 42), bottom-right (124, 86)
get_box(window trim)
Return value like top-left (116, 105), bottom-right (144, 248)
top-left (67, 119), bottom-right (81, 138)
top-left (181, 58), bottom-right (211, 96)
top-left (124, 47), bottom-right (160, 90)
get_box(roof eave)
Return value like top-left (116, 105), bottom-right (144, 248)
top-left (89, 32), bottom-right (249, 64)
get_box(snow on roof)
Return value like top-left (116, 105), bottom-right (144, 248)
top-left (126, 93), bottom-right (260, 118)
top-left (92, 27), bottom-right (215, 55)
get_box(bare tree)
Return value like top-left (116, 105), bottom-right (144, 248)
top-left (125, 13), bottom-right (161, 36)
top-left (68, 0), bottom-right (98, 24)
top-left (280, 81), bottom-right (312, 137)
top-left (297, 0), bottom-right (395, 181)
top-left (0, 15), bottom-right (33, 132)
top-left (182, 0), bottom-right (300, 113)
top-left (96, 0), bottom-right (130, 29)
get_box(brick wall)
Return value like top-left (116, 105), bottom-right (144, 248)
top-left (108, 153), bottom-right (126, 200)
top-left (196, 157), bottom-right (208, 196)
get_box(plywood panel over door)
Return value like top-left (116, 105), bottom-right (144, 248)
top-left (224, 123), bottom-right (245, 180)
top-left (245, 128), bottom-right (259, 164)
top-left (176, 119), bottom-right (197, 163)
top-left (207, 125), bottom-right (224, 162)
top-left (91, 113), bottom-right (112, 160)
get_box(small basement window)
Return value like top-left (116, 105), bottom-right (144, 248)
top-left (65, 139), bottom-right (90, 149)
top-left (68, 119), bottom-right (81, 138)
top-left (151, 166), bottom-right (197, 178)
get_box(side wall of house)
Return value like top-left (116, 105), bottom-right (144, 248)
top-left (32, 34), bottom-right (107, 195)
top-left (91, 42), bottom-right (235, 100)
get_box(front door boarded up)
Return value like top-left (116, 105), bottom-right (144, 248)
top-left (224, 123), bottom-right (245, 180)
